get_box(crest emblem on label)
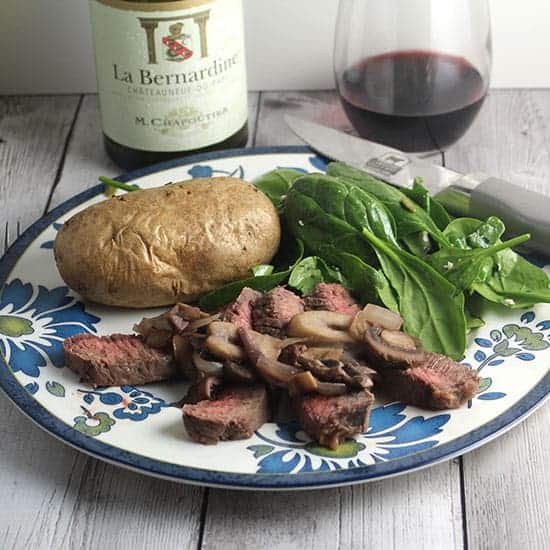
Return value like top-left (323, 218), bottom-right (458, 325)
top-left (138, 9), bottom-right (211, 64)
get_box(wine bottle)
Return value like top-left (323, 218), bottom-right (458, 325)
top-left (89, 0), bottom-right (248, 170)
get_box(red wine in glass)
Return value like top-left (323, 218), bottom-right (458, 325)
top-left (338, 50), bottom-right (487, 152)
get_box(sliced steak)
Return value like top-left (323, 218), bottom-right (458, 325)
top-left (63, 333), bottom-right (176, 387)
top-left (182, 384), bottom-right (270, 444)
top-left (221, 287), bottom-right (262, 330)
top-left (305, 283), bottom-right (360, 316)
top-left (252, 286), bottom-right (304, 338)
top-left (297, 390), bottom-right (374, 450)
top-left (377, 355), bottom-right (480, 409)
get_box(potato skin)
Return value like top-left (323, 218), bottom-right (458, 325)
top-left (54, 177), bottom-right (281, 308)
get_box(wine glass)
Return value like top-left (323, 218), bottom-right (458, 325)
top-left (334, 0), bottom-right (492, 153)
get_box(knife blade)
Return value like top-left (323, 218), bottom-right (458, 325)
top-left (285, 115), bottom-right (550, 255)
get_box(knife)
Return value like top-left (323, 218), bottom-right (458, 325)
top-left (285, 115), bottom-right (550, 255)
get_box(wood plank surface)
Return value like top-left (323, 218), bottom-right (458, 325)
top-left (0, 96), bottom-right (81, 247)
top-left (446, 89), bottom-right (550, 550)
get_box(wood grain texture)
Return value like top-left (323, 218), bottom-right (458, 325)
top-left (203, 461), bottom-right (463, 550)
top-left (446, 89), bottom-right (550, 550)
top-left (0, 96), bottom-right (80, 247)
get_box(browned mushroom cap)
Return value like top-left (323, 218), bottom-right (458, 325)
top-left (349, 304), bottom-right (403, 342)
top-left (298, 357), bottom-right (376, 390)
top-left (205, 322), bottom-right (246, 361)
top-left (363, 326), bottom-right (425, 369)
top-left (238, 328), bottom-right (305, 364)
top-left (183, 376), bottom-right (223, 404)
top-left (255, 355), bottom-right (302, 387)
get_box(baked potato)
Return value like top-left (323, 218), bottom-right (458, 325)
top-left (54, 177), bottom-right (281, 308)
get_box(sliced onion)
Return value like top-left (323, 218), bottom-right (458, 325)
top-left (317, 382), bottom-right (347, 397)
top-left (192, 351), bottom-right (224, 376)
top-left (255, 354), bottom-right (301, 387)
top-left (185, 313), bottom-right (221, 333)
top-left (363, 304), bottom-right (403, 331)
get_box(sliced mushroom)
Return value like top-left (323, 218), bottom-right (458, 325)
top-left (185, 312), bottom-right (221, 333)
top-left (299, 345), bottom-right (344, 362)
top-left (205, 321), bottom-right (246, 361)
top-left (363, 326), bottom-right (425, 369)
top-left (363, 304), bottom-right (403, 331)
top-left (289, 371), bottom-right (319, 396)
top-left (238, 327), bottom-right (306, 365)
top-left (183, 376), bottom-right (223, 404)
top-left (255, 355), bottom-right (302, 387)
top-left (172, 334), bottom-right (196, 380)
top-left (298, 357), bottom-right (377, 390)
top-left (288, 311), bottom-right (354, 344)
top-left (224, 361), bottom-right (257, 384)
top-left (173, 303), bottom-right (210, 321)
top-left (192, 351), bottom-right (224, 377)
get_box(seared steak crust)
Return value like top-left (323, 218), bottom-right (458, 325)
top-left (252, 287), bottom-right (304, 338)
top-left (182, 385), bottom-right (270, 444)
top-left (298, 390), bottom-right (374, 449)
top-left (378, 354), bottom-right (480, 409)
top-left (63, 333), bottom-right (176, 387)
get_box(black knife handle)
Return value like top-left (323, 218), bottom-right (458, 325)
top-left (470, 177), bottom-right (550, 255)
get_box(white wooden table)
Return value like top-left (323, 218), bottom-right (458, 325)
top-left (0, 91), bottom-right (549, 550)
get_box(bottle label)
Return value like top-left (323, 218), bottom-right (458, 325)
top-left (89, 0), bottom-right (248, 152)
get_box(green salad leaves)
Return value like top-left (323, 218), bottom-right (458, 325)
top-left (200, 163), bottom-right (550, 360)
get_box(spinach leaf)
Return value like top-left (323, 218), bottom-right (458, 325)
top-left (199, 239), bottom-right (304, 310)
top-left (472, 249), bottom-right (550, 308)
top-left (329, 251), bottom-right (399, 311)
top-left (401, 232), bottom-right (432, 256)
top-left (443, 217), bottom-right (550, 308)
top-left (290, 174), bottom-right (399, 245)
top-left (443, 216), bottom-right (505, 250)
top-left (428, 234), bottom-right (530, 293)
top-left (465, 308), bottom-right (485, 331)
top-left (288, 256), bottom-right (345, 295)
top-left (401, 177), bottom-right (452, 230)
top-left (284, 183), bottom-right (379, 266)
top-left (254, 169), bottom-right (304, 211)
top-left (327, 162), bottom-right (450, 246)
top-left (361, 228), bottom-right (467, 359)
top-left (250, 264), bottom-right (274, 277)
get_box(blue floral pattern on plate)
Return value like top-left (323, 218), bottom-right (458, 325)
top-left (248, 403), bottom-right (450, 473)
top-left (0, 279), bottom-right (99, 378)
top-left (77, 385), bottom-right (168, 422)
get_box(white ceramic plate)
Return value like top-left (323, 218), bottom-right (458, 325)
top-left (0, 147), bottom-right (548, 490)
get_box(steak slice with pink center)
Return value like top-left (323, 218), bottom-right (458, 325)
top-left (63, 333), bottom-right (176, 387)
top-left (182, 384), bottom-right (270, 444)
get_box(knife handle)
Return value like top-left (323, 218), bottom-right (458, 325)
top-left (469, 177), bottom-right (550, 254)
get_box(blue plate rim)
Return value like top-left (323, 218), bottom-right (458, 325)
top-left (0, 145), bottom-right (548, 490)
